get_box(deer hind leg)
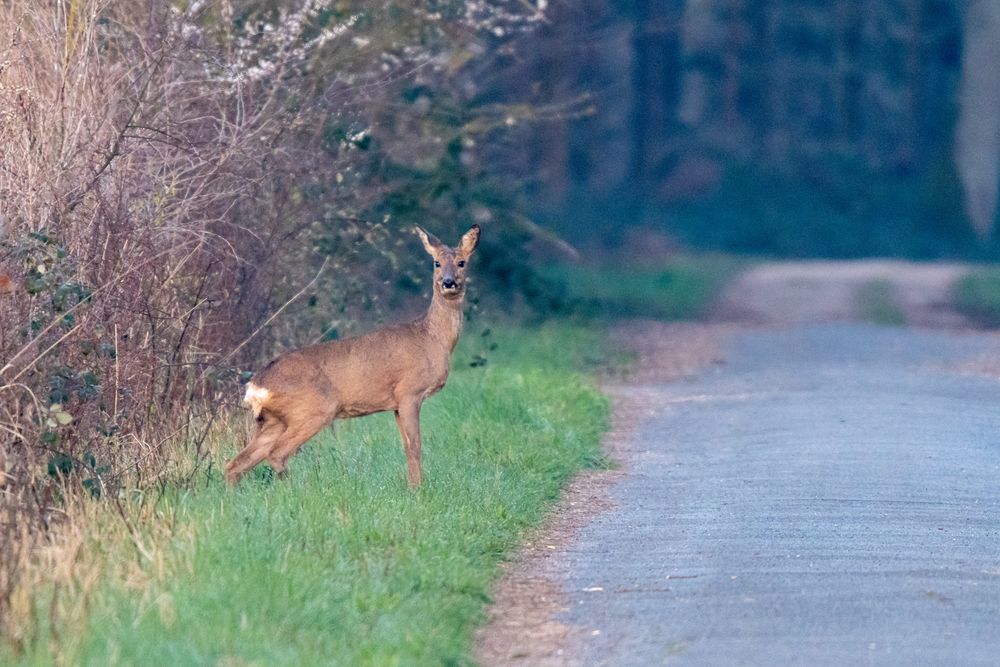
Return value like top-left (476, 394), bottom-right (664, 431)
top-left (266, 455), bottom-right (288, 479)
top-left (394, 398), bottom-right (423, 488)
top-left (225, 413), bottom-right (285, 485)
top-left (265, 410), bottom-right (332, 478)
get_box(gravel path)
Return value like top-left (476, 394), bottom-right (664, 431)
top-left (714, 260), bottom-right (970, 327)
top-left (477, 261), bottom-right (1000, 666)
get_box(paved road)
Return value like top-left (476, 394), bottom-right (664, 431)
top-left (563, 324), bottom-right (1000, 666)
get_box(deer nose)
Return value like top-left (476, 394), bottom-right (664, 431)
top-left (442, 278), bottom-right (457, 289)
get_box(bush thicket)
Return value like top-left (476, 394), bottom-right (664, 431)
top-left (0, 0), bottom-right (552, 634)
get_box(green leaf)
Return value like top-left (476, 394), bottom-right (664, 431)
top-left (82, 478), bottom-right (101, 498)
top-left (47, 454), bottom-right (73, 476)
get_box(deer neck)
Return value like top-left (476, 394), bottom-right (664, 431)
top-left (425, 291), bottom-right (464, 352)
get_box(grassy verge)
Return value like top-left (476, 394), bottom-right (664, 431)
top-left (854, 279), bottom-right (907, 326)
top-left (953, 268), bottom-right (1000, 327)
top-left (4, 324), bottom-right (609, 666)
top-left (543, 255), bottom-right (743, 320)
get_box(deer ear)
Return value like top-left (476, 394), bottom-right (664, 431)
top-left (415, 226), bottom-right (441, 256)
top-left (459, 224), bottom-right (480, 256)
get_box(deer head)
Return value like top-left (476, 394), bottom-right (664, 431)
top-left (415, 224), bottom-right (480, 301)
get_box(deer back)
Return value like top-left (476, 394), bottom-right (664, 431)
top-left (248, 317), bottom-right (454, 420)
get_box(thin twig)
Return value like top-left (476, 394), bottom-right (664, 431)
top-left (219, 256), bottom-right (329, 364)
top-left (5, 323), bottom-right (82, 385)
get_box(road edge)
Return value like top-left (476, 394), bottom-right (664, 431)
top-left (474, 322), bottom-right (734, 665)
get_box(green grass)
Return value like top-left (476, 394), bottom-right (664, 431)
top-left (854, 279), bottom-right (907, 326)
top-left (544, 255), bottom-right (743, 320)
top-left (5, 324), bottom-right (609, 666)
top-left (953, 268), bottom-right (1000, 327)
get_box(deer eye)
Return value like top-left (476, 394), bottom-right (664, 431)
top-left (457, 260), bottom-right (465, 268)
top-left (434, 261), bottom-right (441, 268)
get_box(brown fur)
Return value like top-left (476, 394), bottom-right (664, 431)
top-left (224, 224), bottom-right (480, 487)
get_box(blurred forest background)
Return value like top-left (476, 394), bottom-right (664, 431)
top-left (2, 0), bottom-right (1000, 627)
top-left (519, 0), bottom-right (1000, 259)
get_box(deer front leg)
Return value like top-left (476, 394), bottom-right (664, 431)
top-left (394, 398), bottom-right (423, 488)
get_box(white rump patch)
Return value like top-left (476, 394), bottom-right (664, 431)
top-left (243, 382), bottom-right (271, 417)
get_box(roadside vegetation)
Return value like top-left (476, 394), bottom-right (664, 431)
top-left (544, 255), bottom-right (743, 321)
top-left (0, 1), bottom-right (563, 650)
top-left (854, 279), bottom-right (908, 326)
top-left (1, 324), bottom-right (609, 665)
top-left (953, 268), bottom-right (1000, 327)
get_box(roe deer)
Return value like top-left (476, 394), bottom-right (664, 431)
top-left (224, 224), bottom-right (480, 487)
